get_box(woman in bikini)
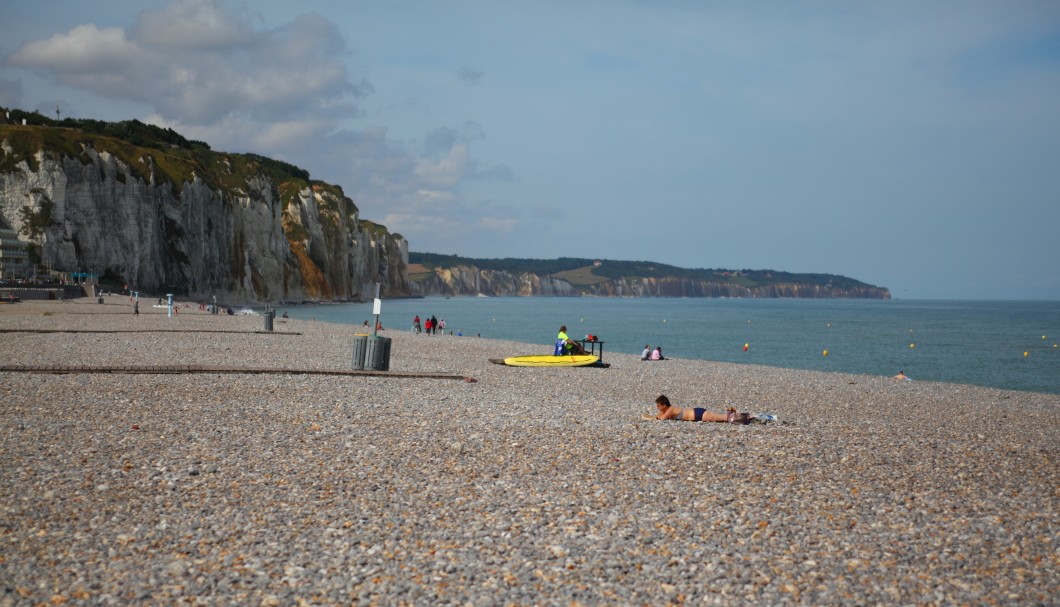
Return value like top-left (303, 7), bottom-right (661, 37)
top-left (653, 394), bottom-right (753, 424)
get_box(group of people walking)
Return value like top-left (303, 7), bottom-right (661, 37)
top-left (412, 314), bottom-right (445, 335)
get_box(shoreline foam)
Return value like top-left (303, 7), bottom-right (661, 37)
top-left (1, 299), bottom-right (1056, 604)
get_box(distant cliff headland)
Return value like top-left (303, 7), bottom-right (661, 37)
top-left (409, 253), bottom-right (891, 299)
top-left (0, 108), bottom-right (409, 302)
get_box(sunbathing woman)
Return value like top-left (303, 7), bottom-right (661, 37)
top-left (652, 394), bottom-right (753, 424)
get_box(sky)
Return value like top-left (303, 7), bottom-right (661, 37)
top-left (1, 1), bottom-right (1058, 299)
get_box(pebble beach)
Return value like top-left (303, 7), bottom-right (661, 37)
top-left (1, 298), bottom-right (1056, 606)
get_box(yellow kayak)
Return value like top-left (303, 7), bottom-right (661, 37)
top-left (501, 354), bottom-right (600, 367)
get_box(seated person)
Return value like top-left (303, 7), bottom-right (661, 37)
top-left (555, 325), bottom-right (587, 355)
top-left (650, 346), bottom-right (664, 360)
top-left (641, 345), bottom-right (651, 360)
top-left (651, 395), bottom-right (753, 424)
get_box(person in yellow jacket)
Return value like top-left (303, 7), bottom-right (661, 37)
top-left (555, 325), bottom-right (587, 355)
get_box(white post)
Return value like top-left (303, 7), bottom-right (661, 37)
top-left (371, 283), bottom-right (381, 336)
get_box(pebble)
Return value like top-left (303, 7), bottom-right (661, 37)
top-left (0, 299), bottom-right (1057, 605)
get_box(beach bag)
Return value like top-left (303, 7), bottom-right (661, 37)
top-left (554, 339), bottom-right (567, 355)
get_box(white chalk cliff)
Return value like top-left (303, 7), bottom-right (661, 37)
top-left (0, 126), bottom-right (410, 302)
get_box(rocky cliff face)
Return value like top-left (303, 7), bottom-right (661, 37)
top-left (417, 266), bottom-right (891, 299)
top-left (0, 133), bottom-right (410, 302)
top-left (423, 266), bottom-right (579, 297)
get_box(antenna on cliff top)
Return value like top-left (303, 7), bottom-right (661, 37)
top-left (55, 103), bottom-right (61, 122)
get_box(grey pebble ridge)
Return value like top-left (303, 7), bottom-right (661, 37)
top-left (1, 299), bottom-right (1056, 606)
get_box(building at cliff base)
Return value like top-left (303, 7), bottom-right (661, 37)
top-left (0, 224), bottom-right (30, 280)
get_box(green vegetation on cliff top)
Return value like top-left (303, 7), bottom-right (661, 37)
top-left (409, 252), bottom-right (885, 292)
top-left (1, 107), bottom-right (318, 203)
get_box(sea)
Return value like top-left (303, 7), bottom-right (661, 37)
top-left (281, 298), bottom-right (1060, 395)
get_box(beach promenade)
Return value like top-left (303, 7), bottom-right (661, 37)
top-left (1, 299), bottom-right (1056, 605)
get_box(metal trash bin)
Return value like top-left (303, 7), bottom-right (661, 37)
top-left (263, 309), bottom-right (274, 332)
top-left (364, 335), bottom-right (392, 371)
top-left (352, 334), bottom-right (369, 370)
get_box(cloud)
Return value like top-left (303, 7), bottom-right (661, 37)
top-left (471, 163), bottom-right (514, 182)
top-left (4, 0), bottom-right (366, 126)
top-left (131, 0), bottom-right (255, 50)
top-left (287, 122), bottom-right (521, 249)
top-left (378, 208), bottom-right (518, 248)
top-left (458, 66), bottom-right (484, 86)
top-left (0, 77), bottom-right (22, 108)
top-left (6, 24), bottom-right (138, 73)
top-left (418, 122), bottom-right (511, 182)
top-left (145, 111), bottom-right (339, 159)
top-left (414, 143), bottom-right (471, 190)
